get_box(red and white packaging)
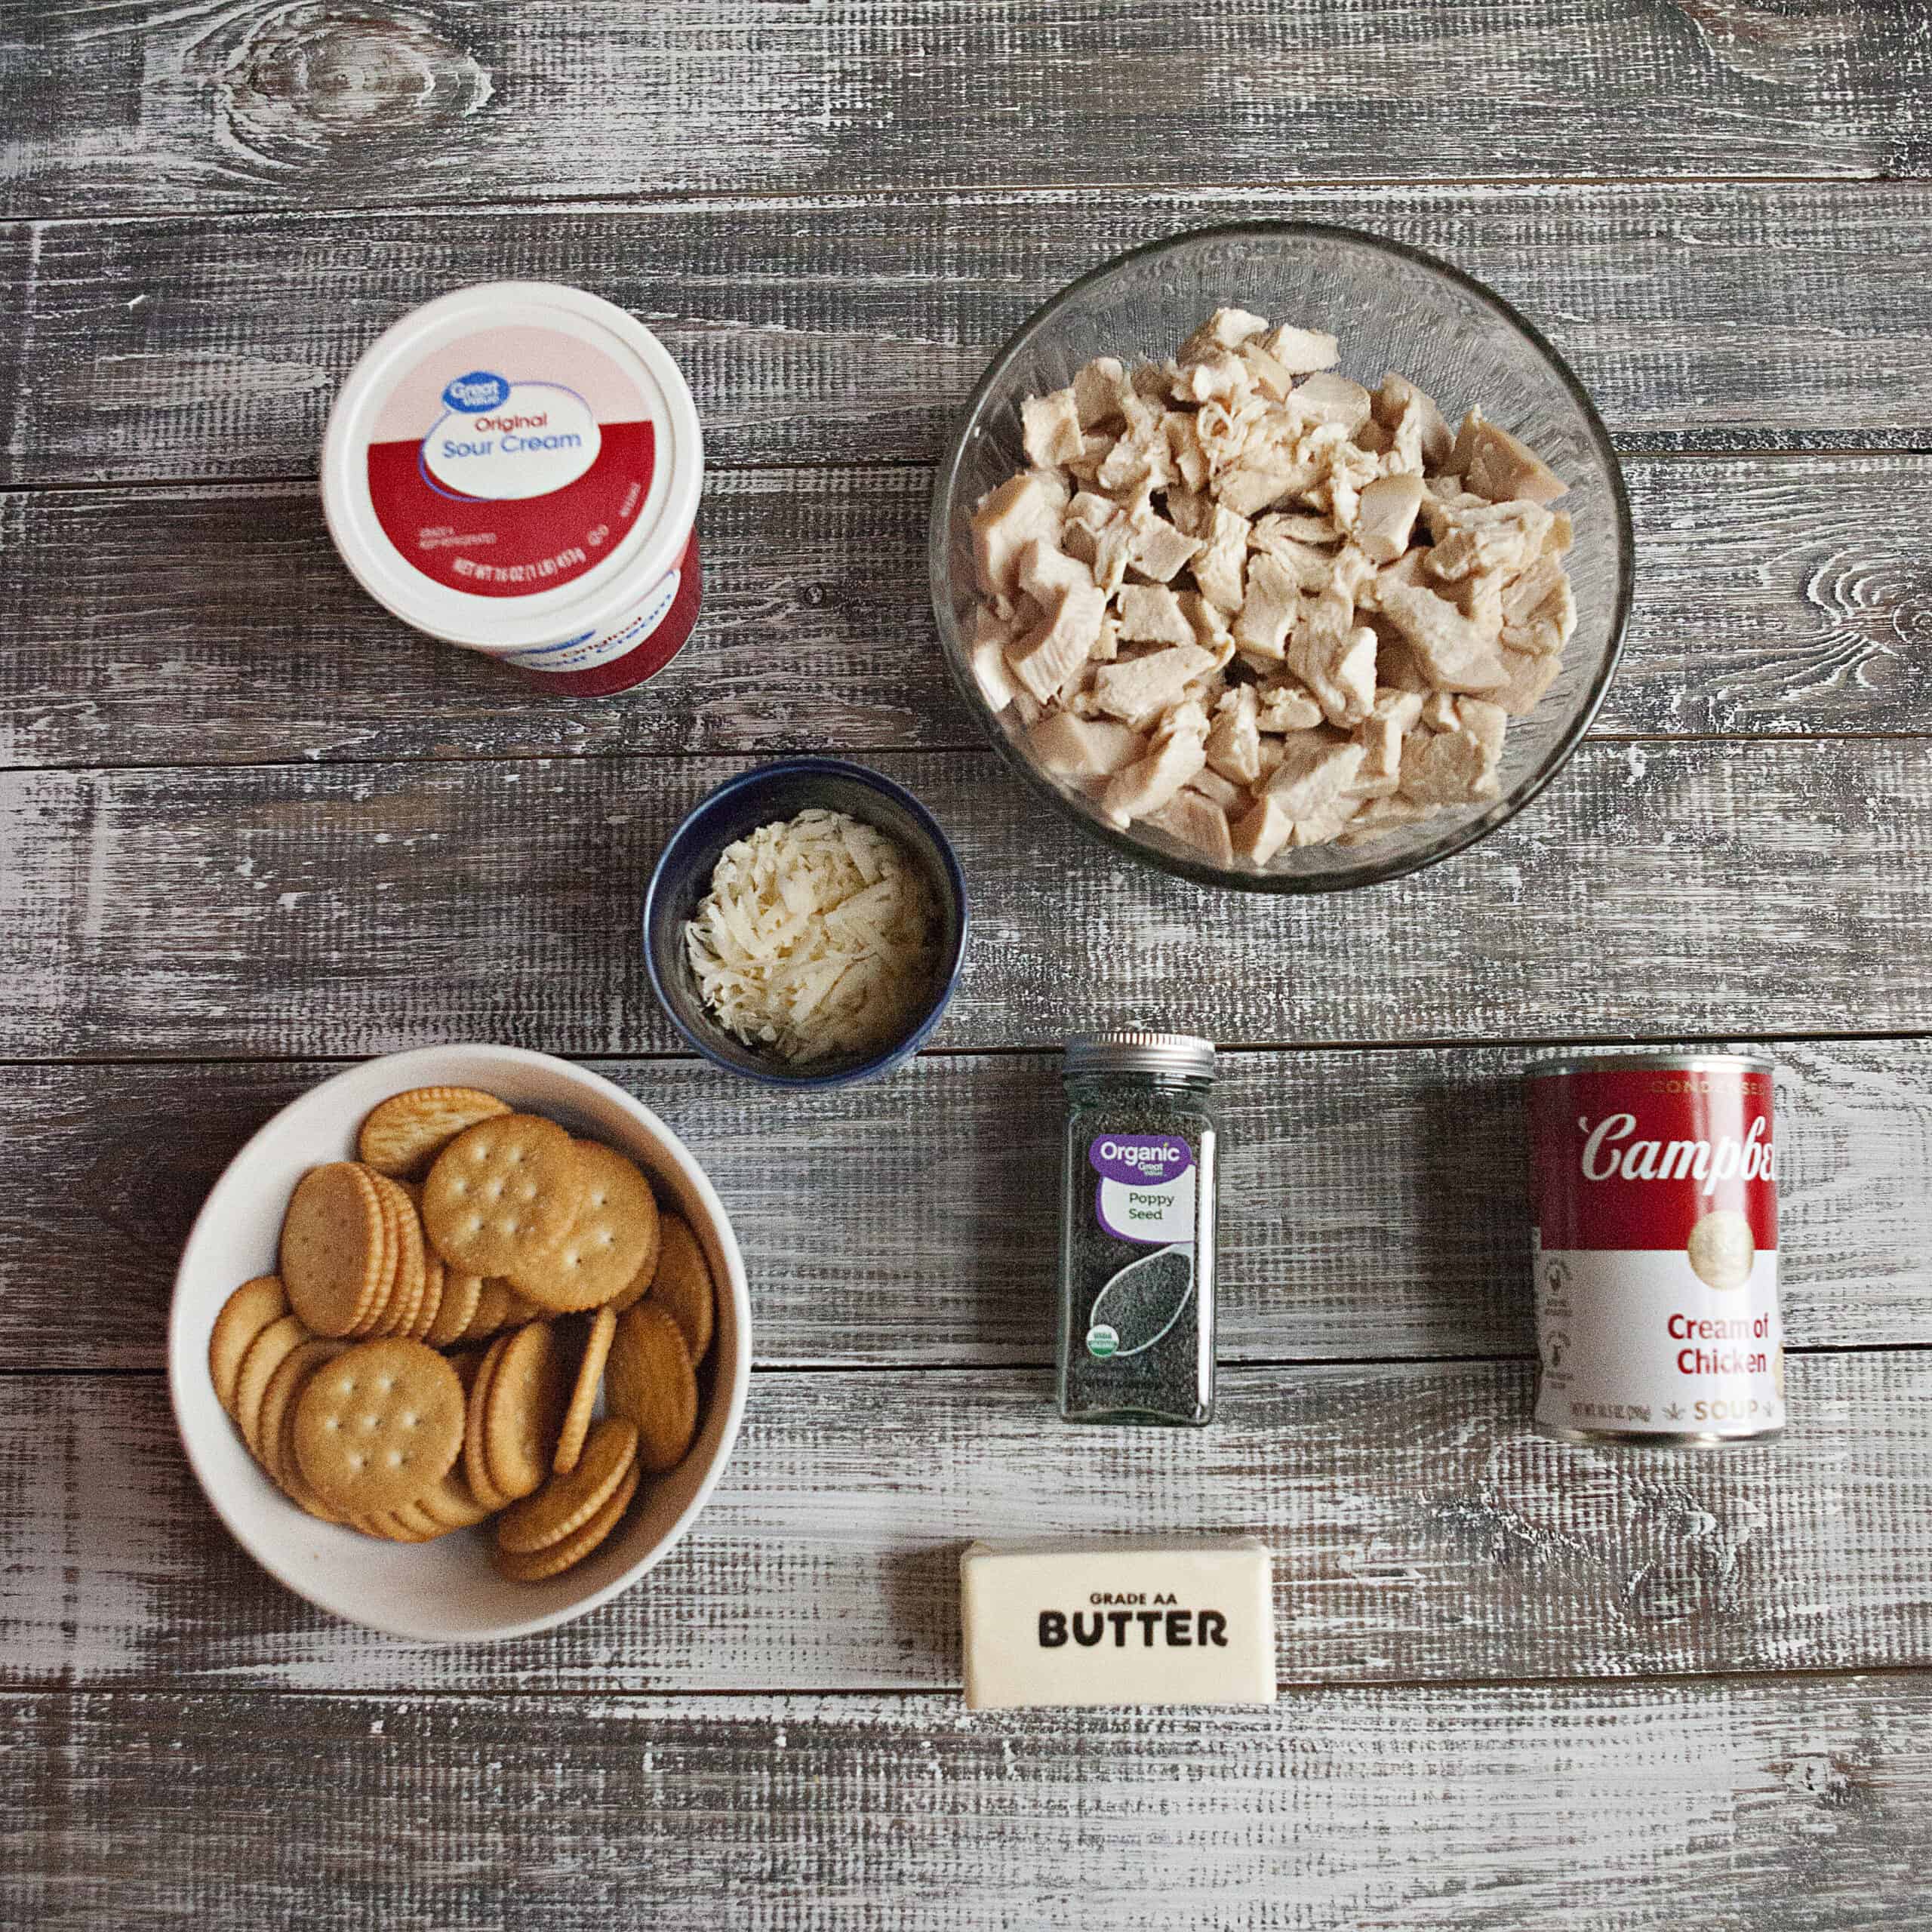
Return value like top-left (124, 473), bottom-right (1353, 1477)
top-left (1526, 1052), bottom-right (1784, 1446)
top-left (321, 282), bottom-right (703, 694)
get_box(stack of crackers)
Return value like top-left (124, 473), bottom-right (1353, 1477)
top-left (208, 1086), bottom-right (715, 1582)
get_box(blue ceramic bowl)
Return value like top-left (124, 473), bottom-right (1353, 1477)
top-left (642, 758), bottom-right (970, 1088)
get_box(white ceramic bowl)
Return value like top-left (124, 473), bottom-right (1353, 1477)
top-left (169, 1044), bottom-right (750, 1643)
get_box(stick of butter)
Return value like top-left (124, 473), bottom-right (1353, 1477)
top-left (960, 1537), bottom-right (1276, 1709)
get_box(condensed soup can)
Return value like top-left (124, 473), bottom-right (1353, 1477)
top-left (1526, 1051), bottom-right (1783, 1447)
top-left (321, 281), bottom-right (703, 695)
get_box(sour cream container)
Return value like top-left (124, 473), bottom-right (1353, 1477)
top-left (321, 281), bottom-right (703, 695)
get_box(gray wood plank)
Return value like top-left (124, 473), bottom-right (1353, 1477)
top-left (2, 1354), bottom-right (1926, 1693)
top-left (5, 1677), bottom-right (1928, 1929)
top-left (1, 740), bottom-right (1929, 1061)
top-left (2, 1038), bottom-right (1925, 1373)
top-left (2, 454), bottom-right (1927, 772)
top-left (4, 2), bottom-right (1927, 222)
top-left (8, 183), bottom-right (1932, 487)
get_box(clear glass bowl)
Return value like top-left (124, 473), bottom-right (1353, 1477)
top-left (928, 223), bottom-right (1635, 893)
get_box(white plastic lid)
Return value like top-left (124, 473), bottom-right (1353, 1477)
top-left (320, 281), bottom-right (703, 653)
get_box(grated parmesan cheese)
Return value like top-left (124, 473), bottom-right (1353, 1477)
top-left (683, 808), bottom-right (942, 1064)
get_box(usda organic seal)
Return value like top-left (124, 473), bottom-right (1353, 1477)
top-left (1084, 1324), bottom-right (1119, 1359)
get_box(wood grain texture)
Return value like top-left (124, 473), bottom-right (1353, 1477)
top-left (8, 183), bottom-right (1932, 488)
top-left (5, 1675), bottom-right (1930, 1928)
top-left (2, 740), bottom-right (1930, 1061)
top-left (2, 454), bottom-right (1927, 771)
top-left (4, 2), bottom-right (1928, 221)
top-left (3, 1353), bottom-right (1928, 1693)
top-left (3, 1038), bottom-right (1927, 1373)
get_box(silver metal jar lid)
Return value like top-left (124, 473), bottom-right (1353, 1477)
top-left (1064, 1030), bottom-right (1217, 1081)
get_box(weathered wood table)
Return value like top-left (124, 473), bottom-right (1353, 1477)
top-left (4, 4), bottom-right (1930, 1924)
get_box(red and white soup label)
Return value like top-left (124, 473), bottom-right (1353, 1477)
top-left (365, 325), bottom-right (657, 601)
top-left (1527, 1060), bottom-right (1784, 1441)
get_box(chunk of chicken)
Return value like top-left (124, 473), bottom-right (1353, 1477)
top-left (1005, 584), bottom-right (1108, 704)
top-left (971, 469), bottom-right (1069, 599)
top-left (1247, 524), bottom-right (1340, 590)
top-left (1262, 323), bottom-right (1341, 373)
top-left (1145, 789), bottom-right (1234, 865)
top-left (1378, 583), bottom-right (1507, 691)
top-left (1192, 506), bottom-right (1252, 614)
top-left (1204, 684), bottom-right (1263, 785)
top-left (1373, 373), bottom-right (1453, 469)
top-left (1231, 552), bottom-right (1301, 661)
top-left (1287, 372), bottom-right (1374, 435)
top-left (1180, 308), bottom-right (1272, 361)
top-left (1231, 794), bottom-right (1294, 866)
top-left (1127, 511), bottom-right (1201, 583)
top-left (1493, 645), bottom-right (1562, 715)
top-left (1261, 734), bottom-right (1367, 821)
top-left (1352, 473), bottom-right (1425, 564)
top-left (1186, 764), bottom-right (1247, 811)
top-left (1028, 711), bottom-right (1146, 780)
top-left (1451, 409), bottom-right (1568, 504)
top-left (1500, 558), bottom-right (1577, 656)
top-left (1256, 681), bottom-right (1326, 732)
top-left (1021, 387), bottom-right (1085, 469)
top-left (1091, 644), bottom-right (1219, 728)
top-left (1100, 703), bottom-right (1211, 827)
top-left (1399, 713), bottom-right (1503, 804)
top-left (1072, 357), bottom-right (1131, 429)
top-left (1287, 592), bottom-right (1377, 728)
top-left (1422, 497), bottom-right (1555, 582)
top-left (1016, 537), bottom-right (1094, 608)
top-left (1116, 584), bottom-right (1196, 648)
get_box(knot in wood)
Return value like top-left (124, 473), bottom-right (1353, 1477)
top-left (214, 3), bottom-right (494, 172)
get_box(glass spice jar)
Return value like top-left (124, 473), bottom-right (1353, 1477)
top-left (1057, 1031), bottom-right (1219, 1426)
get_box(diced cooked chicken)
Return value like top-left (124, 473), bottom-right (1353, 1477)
top-left (1452, 409), bottom-right (1568, 505)
top-left (1022, 387), bottom-right (1085, 469)
top-left (1192, 506), bottom-right (1251, 614)
top-left (1493, 645), bottom-right (1562, 715)
top-left (1352, 472), bottom-right (1425, 564)
top-left (1072, 357), bottom-right (1131, 429)
top-left (1186, 763), bottom-right (1247, 811)
top-left (1232, 552), bottom-right (1301, 661)
top-left (1128, 511), bottom-right (1201, 583)
top-left (1005, 584), bottom-right (1108, 705)
top-left (1262, 734), bottom-right (1367, 817)
top-left (1379, 583), bottom-right (1507, 691)
top-left (969, 309), bottom-right (1583, 855)
top-left (1422, 497), bottom-right (1555, 582)
top-left (1231, 794), bottom-right (1294, 866)
top-left (1146, 787), bottom-right (1234, 865)
top-left (1204, 685), bottom-right (1263, 784)
top-left (1180, 308), bottom-right (1272, 361)
top-left (1215, 459), bottom-right (1305, 518)
top-left (1017, 537), bottom-right (1094, 607)
top-left (1263, 324), bottom-right (1340, 373)
top-left (1117, 584), bottom-right (1196, 647)
top-left (1500, 558), bottom-right (1577, 656)
top-left (1399, 712), bottom-right (1503, 804)
top-left (1289, 373), bottom-right (1374, 435)
top-left (971, 469), bottom-right (1070, 600)
top-left (970, 629), bottom-right (1019, 712)
top-left (1091, 644), bottom-right (1218, 728)
top-left (1247, 523), bottom-right (1340, 590)
top-left (1028, 711), bottom-right (1146, 780)
top-left (1100, 703), bottom-right (1210, 827)
top-left (1373, 373), bottom-right (1453, 469)
top-left (1256, 681), bottom-right (1325, 732)
top-left (1287, 590), bottom-right (1377, 728)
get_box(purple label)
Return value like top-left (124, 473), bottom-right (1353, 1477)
top-left (1088, 1135), bottom-right (1193, 1186)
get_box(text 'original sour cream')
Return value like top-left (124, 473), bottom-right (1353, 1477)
top-left (321, 282), bottom-right (703, 694)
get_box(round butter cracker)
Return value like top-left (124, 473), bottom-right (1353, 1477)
top-left (506, 1141), bottom-right (660, 1314)
top-left (422, 1113), bottom-right (585, 1278)
top-left (293, 1338), bottom-right (464, 1515)
top-left (494, 1462), bottom-right (639, 1583)
top-left (605, 1303), bottom-right (699, 1475)
top-left (209, 1276), bottom-right (290, 1415)
top-left (281, 1162), bottom-right (386, 1338)
top-left (358, 1085), bottom-right (511, 1180)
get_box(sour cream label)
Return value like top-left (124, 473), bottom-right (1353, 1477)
top-left (362, 325), bottom-right (658, 600)
top-left (423, 379), bottom-right (601, 500)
